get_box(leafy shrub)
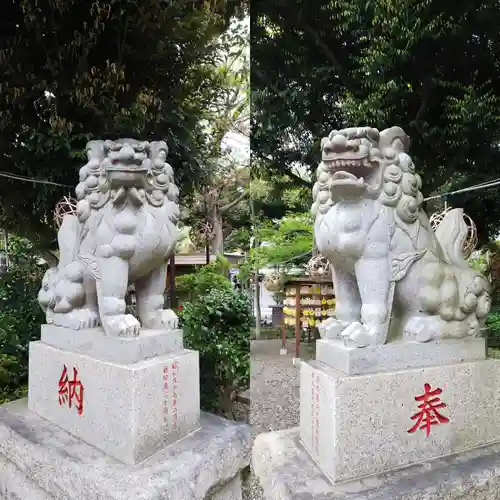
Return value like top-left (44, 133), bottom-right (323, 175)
top-left (181, 287), bottom-right (251, 418)
top-left (176, 257), bottom-right (232, 302)
top-left (0, 237), bottom-right (46, 403)
top-left (486, 307), bottom-right (500, 346)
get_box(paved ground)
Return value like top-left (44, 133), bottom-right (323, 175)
top-left (242, 339), bottom-right (315, 500)
top-left (250, 339), bottom-right (314, 433)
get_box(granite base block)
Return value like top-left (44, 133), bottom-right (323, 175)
top-left (300, 358), bottom-right (500, 483)
top-left (253, 427), bottom-right (500, 500)
top-left (316, 337), bottom-right (487, 375)
top-left (41, 324), bottom-right (184, 364)
top-left (208, 475), bottom-right (243, 500)
top-left (28, 340), bottom-right (200, 464)
top-left (0, 399), bottom-right (251, 500)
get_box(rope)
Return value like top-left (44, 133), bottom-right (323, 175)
top-left (424, 178), bottom-right (500, 202)
top-left (0, 170), bottom-right (71, 187)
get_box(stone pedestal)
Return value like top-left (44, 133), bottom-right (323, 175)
top-left (0, 399), bottom-right (251, 500)
top-left (316, 337), bottom-right (487, 375)
top-left (253, 337), bottom-right (500, 499)
top-left (253, 427), bottom-right (500, 500)
top-left (28, 337), bottom-right (200, 464)
top-left (300, 356), bottom-right (500, 483)
top-left (0, 324), bottom-right (253, 499)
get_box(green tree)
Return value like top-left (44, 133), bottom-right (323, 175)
top-left (179, 266), bottom-right (250, 418)
top-left (184, 17), bottom-right (250, 255)
top-left (0, 236), bottom-right (46, 403)
top-left (251, 0), bottom-right (500, 243)
top-left (240, 212), bottom-right (313, 282)
top-left (0, 0), bottom-right (246, 251)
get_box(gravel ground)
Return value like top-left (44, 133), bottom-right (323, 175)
top-left (242, 339), bottom-right (315, 500)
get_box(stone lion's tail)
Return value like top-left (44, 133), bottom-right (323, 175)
top-left (433, 208), bottom-right (472, 270)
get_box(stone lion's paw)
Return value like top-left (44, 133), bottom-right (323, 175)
top-left (341, 322), bottom-right (371, 348)
top-left (102, 314), bottom-right (140, 337)
top-left (403, 317), bottom-right (435, 343)
top-left (143, 309), bottom-right (179, 330)
top-left (319, 317), bottom-right (348, 339)
top-left (52, 309), bottom-right (100, 330)
top-left (74, 308), bottom-right (100, 329)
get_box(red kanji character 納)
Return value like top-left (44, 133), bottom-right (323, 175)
top-left (58, 365), bottom-right (84, 416)
top-left (68, 367), bottom-right (84, 416)
top-left (58, 365), bottom-right (69, 405)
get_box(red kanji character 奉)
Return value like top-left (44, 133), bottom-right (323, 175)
top-left (408, 383), bottom-right (449, 437)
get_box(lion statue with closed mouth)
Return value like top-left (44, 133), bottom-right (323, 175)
top-left (312, 126), bottom-right (491, 348)
top-left (38, 138), bottom-right (180, 337)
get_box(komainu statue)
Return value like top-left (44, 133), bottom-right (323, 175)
top-left (38, 139), bottom-right (180, 337)
top-left (312, 126), bottom-right (491, 348)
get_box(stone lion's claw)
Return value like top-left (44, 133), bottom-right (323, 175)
top-left (142, 309), bottom-right (178, 330)
top-left (319, 317), bottom-right (348, 339)
top-left (102, 314), bottom-right (141, 337)
top-left (341, 322), bottom-right (370, 348)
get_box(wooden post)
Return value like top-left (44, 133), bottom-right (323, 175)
top-left (281, 320), bottom-right (287, 352)
top-left (295, 285), bottom-right (301, 361)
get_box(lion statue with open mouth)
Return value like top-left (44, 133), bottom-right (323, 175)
top-left (38, 138), bottom-right (180, 337)
top-left (312, 126), bottom-right (491, 348)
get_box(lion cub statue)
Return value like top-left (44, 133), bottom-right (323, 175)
top-left (312, 126), bottom-right (491, 348)
top-left (38, 139), bottom-right (180, 337)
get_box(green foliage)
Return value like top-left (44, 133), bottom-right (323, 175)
top-left (0, 236), bottom-right (46, 403)
top-left (181, 288), bottom-right (251, 417)
top-left (469, 252), bottom-right (490, 276)
top-left (0, 0), bottom-right (247, 250)
top-left (180, 17), bottom-right (250, 255)
top-left (486, 308), bottom-right (500, 347)
top-left (176, 257), bottom-right (232, 301)
top-left (240, 213), bottom-right (313, 281)
top-left (251, 0), bottom-right (500, 243)
top-left (250, 173), bottom-right (312, 223)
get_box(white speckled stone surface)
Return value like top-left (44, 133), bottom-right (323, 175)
top-left (41, 324), bottom-right (184, 364)
top-left (208, 474), bottom-right (243, 500)
top-left (0, 399), bottom-right (251, 500)
top-left (253, 427), bottom-right (500, 499)
top-left (300, 358), bottom-right (500, 483)
top-left (28, 340), bottom-right (200, 464)
top-left (316, 337), bottom-right (487, 375)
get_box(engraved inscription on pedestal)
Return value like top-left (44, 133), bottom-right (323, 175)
top-left (58, 364), bottom-right (84, 416)
top-left (300, 358), bottom-right (500, 483)
top-left (28, 341), bottom-right (200, 465)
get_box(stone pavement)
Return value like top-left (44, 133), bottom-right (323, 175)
top-left (243, 339), bottom-right (314, 500)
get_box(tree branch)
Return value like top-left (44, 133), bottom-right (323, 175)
top-left (220, 190), bottom-right (248, 212)
top-left (253, 149), bottom-right (313, 188)
top-left (410, 77), bottom-right (434, 129)
top-left (301, 22), bottom-right (359, 95)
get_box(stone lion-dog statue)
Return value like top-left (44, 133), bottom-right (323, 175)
top-left (38, 138), bottom-right (180, 337)
top-left (312, 126), bottom-right (491, 347)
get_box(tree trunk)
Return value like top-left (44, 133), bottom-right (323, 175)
top-left (254, 269), bottom-right (261, 340)
top-left (211, 205), bottom-right (225, 255)
top-left (249, 195), bottom-right (261, 339)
